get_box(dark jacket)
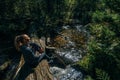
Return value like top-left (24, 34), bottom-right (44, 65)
top-left (20, 43), bottom-right (43, 66)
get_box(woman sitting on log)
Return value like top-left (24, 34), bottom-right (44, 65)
top-left (14, 34), bottom-right (47, 80)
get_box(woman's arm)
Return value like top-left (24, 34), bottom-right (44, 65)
top-left (20, 46), bottom-right (40, 63)
top-left (30, 43), bottom-right (44, 53)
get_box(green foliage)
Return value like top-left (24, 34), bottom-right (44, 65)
top-left (92, 11), bottom-right (113, 23)
top-left (86, 23), bottom-right (120, 80)
top-left (0, 0), bottom-right (103, 36)
top-left (78, 54), bottom-right (95, 71)
top-left (96, 68), bottom-right (110, 80)
top-left (88, 24), bottom-right (116, 55)
top-left (1, 0), bottom-right (83, 37)
top-left (84, 75), bottom-right (94, 80)
top-left (73, 0), bottom-right (99, 24)
top-left (92, 10), bottom-right (120, 23)
top-left (78, 4), bottom-right (120, 79)
top-left (104, 0), bottom-right (120, 13)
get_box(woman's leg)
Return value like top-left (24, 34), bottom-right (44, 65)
top-left (38, 52), bottom-right (51, 62)
top-left (38, 53), bottom-right (46, 62)
top-left (14, 63), bottom-right (33, 80)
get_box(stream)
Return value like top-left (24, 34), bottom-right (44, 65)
top-left (49, 25), bottom-right (89, 80)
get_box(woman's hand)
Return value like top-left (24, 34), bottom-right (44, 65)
top-left (39, 48), bottom-right (44, 53)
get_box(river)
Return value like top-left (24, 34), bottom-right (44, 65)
top-left (48, 25), bottom-right (89, 80)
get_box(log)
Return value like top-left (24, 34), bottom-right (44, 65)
top-left (26, 60), bottom-right (54, 80)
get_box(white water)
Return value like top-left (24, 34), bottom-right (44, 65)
top-left (50, 66), bottom-right (83, 80)
top-left (50, 25), bottom-right (89, 80)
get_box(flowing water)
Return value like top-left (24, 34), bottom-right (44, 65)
top-left (49, 25), bottom-right (89, 80)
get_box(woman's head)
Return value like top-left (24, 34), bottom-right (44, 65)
top-left (22, 34), bottom-right (30, 44)
top-left (14, 34), bottom-right (30, 51)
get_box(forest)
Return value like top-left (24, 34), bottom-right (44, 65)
top-left (0, 0), bottom-right (120, 80)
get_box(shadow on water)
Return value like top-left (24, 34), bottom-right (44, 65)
top-left (49, 57), bottom-right (66, 69)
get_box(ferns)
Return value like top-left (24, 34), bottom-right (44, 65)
top-left (96, 68), bottom-right (110, 80)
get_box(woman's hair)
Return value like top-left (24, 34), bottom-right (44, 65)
top-left (14, 34), bottom-right (30, 51)
top-left (14, 35), bottom-right (24, 51)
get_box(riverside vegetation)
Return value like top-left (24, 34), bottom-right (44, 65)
top-left (0, 0), bottom-right (120, 80)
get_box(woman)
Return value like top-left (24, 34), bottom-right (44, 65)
top-left (14, 34), bottom-right (45, 67)
top-left (14, 34), bottom-right (47, 80)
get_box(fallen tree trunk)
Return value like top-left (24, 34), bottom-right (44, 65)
top-left (26, 60), bottom-right (54, 80)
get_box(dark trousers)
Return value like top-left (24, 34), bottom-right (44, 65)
top-left (14, 53), bottom-right (46, 80)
